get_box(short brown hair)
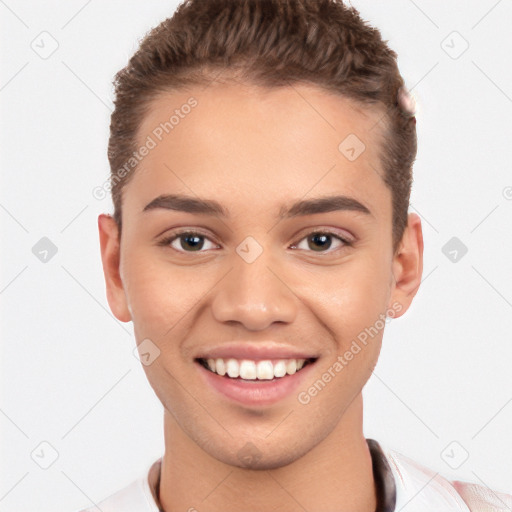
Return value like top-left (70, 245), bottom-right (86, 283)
top-left (108, 0), bottom-right (417, 252)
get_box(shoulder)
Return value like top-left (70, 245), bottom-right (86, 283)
top-left (380, 443), bottom-right (512, 512)
top-left (71, 458), bottom-right (162, 512)
top-left (451, 479), bottom-right (512, 512)
top-left (76, 479), bottom-right (149, 512)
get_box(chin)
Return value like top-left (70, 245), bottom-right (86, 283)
top-left (207, 441), bottom-right (308, 471)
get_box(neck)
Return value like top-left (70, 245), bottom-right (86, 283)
top-left (158, 394), bottom-right (377, 512)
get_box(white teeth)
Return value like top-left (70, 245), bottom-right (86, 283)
top-left (239, 360), bottom-right (257, 379)
top-left (256, 361), bottom-right (274, 380)
top-left (286, 359), bottom-right (297, 375)
top-left (273, 360), bottom-right (287, 378)
top-left (215, 358), bottom-right (226, 376)
top-left (201, 357), bottom-right (311, 380)
top-left (226, 358), bottom-right (240, 378)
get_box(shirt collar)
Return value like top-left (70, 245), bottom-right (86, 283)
top-left (367, 438), bottom-right (397, 512)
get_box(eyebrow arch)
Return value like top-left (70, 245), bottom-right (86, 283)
top-left (279, 195), bottom-right (372, 218)
top-left (142, 193), bottom-right (372, 218)
top-left (143, 194), bottom-right (227, 216)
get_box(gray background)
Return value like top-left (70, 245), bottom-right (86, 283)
top-left (1, 1), bottom-right (511, 510)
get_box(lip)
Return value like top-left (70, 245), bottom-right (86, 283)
top-left (195, 358), bottom-right (317, 407)
top-left (194, 342), bottom-right (318, 361)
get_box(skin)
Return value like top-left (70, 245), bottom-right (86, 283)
top-left (98, 81), bottom-right (423, 512)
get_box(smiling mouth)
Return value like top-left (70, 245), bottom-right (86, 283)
top-left (195, 357), bottom-right (317, 381)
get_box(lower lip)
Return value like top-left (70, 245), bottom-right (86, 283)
top-left (196, 360), bottom-right (317, 407)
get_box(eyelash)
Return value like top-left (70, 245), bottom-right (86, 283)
top-left (157, 228), bottom-right (354, 255)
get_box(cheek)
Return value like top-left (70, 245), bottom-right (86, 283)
top-left (123, 253), bottom-right (208, 335)
top-left (297, 261), bottom-right (390, 407)
top-left (303, 255), bottom-right (391, 338)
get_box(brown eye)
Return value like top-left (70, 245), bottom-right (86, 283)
top-left (158, 231), bottom-right (218, 253)
top-left (175, 233), bottom-right (206, 252)
top-left (307, 233), bottom-right (332, 252)
top-left (291, 230), bottom-right (352, 254)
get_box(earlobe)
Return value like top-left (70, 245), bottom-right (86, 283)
top-left (98, 214), bottom-right (132, 322)
top-left (388, 213), bottom-right (424, 318)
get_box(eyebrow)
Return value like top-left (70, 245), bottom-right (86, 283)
top-left (142, 193), bottom-right (372, 218)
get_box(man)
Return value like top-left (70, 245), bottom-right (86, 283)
top-left (78, 0), bottom-right (511, 510)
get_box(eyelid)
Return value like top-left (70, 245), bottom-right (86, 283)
top-left (158, 225), bottom-right (355, 255)
top-left (157, 228), bottom-right (220, 251)
top-left (288, 228), bottom-right (354, 255)
top-left (293, 226), bottom-right (355, 245)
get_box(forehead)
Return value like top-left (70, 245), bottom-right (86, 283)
top-left (127, 82), bottom-right (390, 221)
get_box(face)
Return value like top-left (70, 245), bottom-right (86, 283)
top-left (99, 82), bottom-right (422, 469)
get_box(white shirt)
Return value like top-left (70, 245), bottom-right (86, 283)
top-left (73, 439), bottom-right (512, 512)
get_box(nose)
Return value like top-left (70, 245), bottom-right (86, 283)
top-left (210, 251), bottom-right (298, 331)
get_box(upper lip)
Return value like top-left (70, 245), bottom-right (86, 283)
top-left (195, 342), bottom-right (318, 361)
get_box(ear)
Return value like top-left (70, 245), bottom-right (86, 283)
top-left (388, 212), bottom-right (424, 318)
top-left (98, 214), bottom-right (132, 322)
